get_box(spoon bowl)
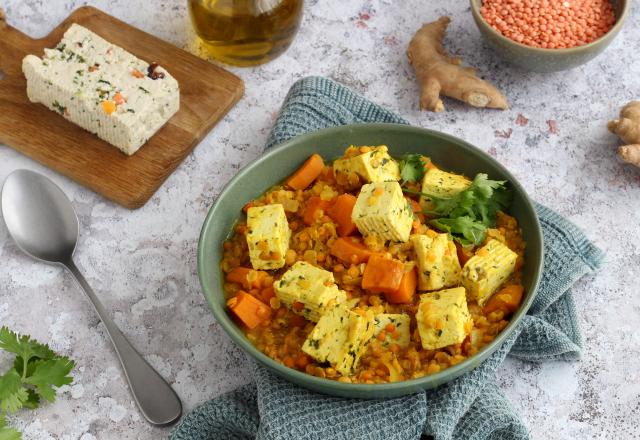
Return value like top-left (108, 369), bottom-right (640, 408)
top-left (1, 170), bottom-right (78, 263)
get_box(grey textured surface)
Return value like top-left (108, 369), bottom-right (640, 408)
top-left (0, 1), bottom-right (638, 439)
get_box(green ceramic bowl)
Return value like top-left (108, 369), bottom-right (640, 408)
top-left (470, 0), bottom-right (629, 72)
top-left (198, 123), bottom-right (543, 398)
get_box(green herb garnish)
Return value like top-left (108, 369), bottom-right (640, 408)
top-left (426, 174), bottom-right (511, 245)
top-left (0, 415), bottom-right (20, 440)
top-left (398, 154), bottom-right (428, 183)
top-left (0, 327), bottom-right (75, 439)
top-left (429, 216), bottom-right (488, 246)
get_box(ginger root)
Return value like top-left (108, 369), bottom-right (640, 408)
top-left (407, 17), bottom-right (508, 112)
top-left (608, 101), bottom-right (640, 168)
top-left (618, 145), bottom-right (640, 167)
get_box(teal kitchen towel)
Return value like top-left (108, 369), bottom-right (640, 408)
top-left (171, 77), bottom-right (604, 440)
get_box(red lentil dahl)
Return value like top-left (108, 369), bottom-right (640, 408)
top-left (220, 147), bottom-right (526, 384)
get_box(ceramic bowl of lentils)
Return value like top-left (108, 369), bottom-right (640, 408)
top-left (470, 0), bottom-right (629, 72)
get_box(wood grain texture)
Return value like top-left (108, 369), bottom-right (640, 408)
top-left (0, 6), bottom-right (244, 209)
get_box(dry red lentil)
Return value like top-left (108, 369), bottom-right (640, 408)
top-left (480, 0), bottom-right (616, 49)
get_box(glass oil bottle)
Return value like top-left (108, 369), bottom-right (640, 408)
top-left (188, 0), bottom-right (304, 67)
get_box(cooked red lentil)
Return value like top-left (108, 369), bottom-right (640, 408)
top-left (221, 146), bottom-right (525, 384)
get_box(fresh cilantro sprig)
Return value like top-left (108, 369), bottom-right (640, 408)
top-left (425, 174), bottom-right (511, 245)
top-left (0, 327), bottom-right (75, 438)
top-left (399, 154), bottom-right (428, 183)
top-left (0, 414), bottom-right (21, 440)
top-left (430, 216), bottom-right (488, 246)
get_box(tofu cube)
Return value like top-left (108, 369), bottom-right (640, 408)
top-left (461, 239), bottom-right (518, 306)
top-left (333, 146), bottom-right (400, 183)
top-left (415, 287), bottom-right (471, 350)
top-left (22, 24), bottom-right (179, 155)
top-left (352, 181), bottom-right (413, 242)
top-left (246, 204), bottom-right (290, 270)
top-left (302, 305), bottom-right (375, 375)
top-left (411, 233), bottom-right (462, 291)
top-left (373, 314), bottom-right (411, 348)
top-left (273, 261), bottom-right (347, 322)
top-left (419, 168), bottom-right (471, 210)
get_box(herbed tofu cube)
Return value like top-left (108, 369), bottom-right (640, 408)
top-left (415, 287), bottom-right (472, 350)
top-left (373, 314), bottom-right (411, 348)
top-left (419, 168), bottom-right (471, 210)
top-left (333, 146), bottom-right (400, 183)
top-left (411, 233), bottom-right (462, 291)
top-left (461, 239), bottom-right (518, 306)
top-left (273, 261), bottom-right (347, 322)
top-left (246, 204), bottom-right (290, 270)
top-left (352, 181), bottom-right (413, 242)
top-left (302, 305), bottom-right (375, 375)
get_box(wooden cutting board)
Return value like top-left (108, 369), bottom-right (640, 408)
top-left (0, 6), bottom-right (244, 209)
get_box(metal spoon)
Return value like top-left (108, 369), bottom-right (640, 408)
top-left (1, 169), bottom-right (182, 426)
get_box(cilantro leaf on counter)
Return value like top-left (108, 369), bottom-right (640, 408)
top-left (0, 371), bottom-right (27, 414)
top-left (0, 328), bottom-right (56, 367)
top-left (0, 415), bottom-right (21, 440)
top-left (399, 154), bottom-right (428, 183)
top-left (0, 327), bottom-right (75, 438)
top-left (24, 358), bottom-right (75, 403)
top-left (426, 174), bottom-right (512, 245)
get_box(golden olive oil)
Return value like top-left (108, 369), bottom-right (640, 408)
top-left (189, 0), bottom-right (304, 67)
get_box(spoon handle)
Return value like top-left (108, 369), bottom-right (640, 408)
top-left (65, 259), bottom-right (182, 426)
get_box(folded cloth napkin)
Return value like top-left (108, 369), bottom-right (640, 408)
top-left (171, 77), bottom-right (604, 440)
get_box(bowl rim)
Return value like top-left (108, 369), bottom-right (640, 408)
top-left (197, 123), bottom-right (544, 396)
top-left (469, 0), bottom-right (629, 55)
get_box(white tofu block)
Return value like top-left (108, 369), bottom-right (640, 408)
top-left (333, 145), bottom-right (400, 183)
top-left (415, 287), bottom-right (472, 350)
top-left (22, 24), bottom-right (180, 155)
top-left (461, 239), bottom-right (518, 306)
top-left (411, 233), bottom-right (462, 291)
top-left (246, 204), bottom-right (290, 270)
top-left (302, 305), bottom-right (375, 375)
top-left (352, 181), bottom-right (414, 242)
top-left (273, 261), bottom-right (346, 321)
top-left (420, 168), bottom-right (471, 210)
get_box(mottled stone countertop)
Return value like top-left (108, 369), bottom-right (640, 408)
top-left (1, 0), bottom-right (639, 439)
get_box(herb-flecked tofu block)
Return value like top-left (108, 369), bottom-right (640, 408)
top-left (273, 261), bottom-right (347, 322)
top-left (352, 181), bottom-right (413, 242)
top-left (419, 168), bottom-right (471, 210)
top-left (411, 233), bottom-right (462, 291)
top-left (21, 24), bottom-right (179, 155)
top-left (333, 146), bottom-right (400, 183)
top-left (415, 287), bottom-right (471, 350)
top-left (461, 239), bottom-right (517, 306)
top-left (302, 305), bottom-right (375, 375)
top-left (246, 204), bottom-right (290, 270)
top-left (373, 313), bottom-right (411, 348)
